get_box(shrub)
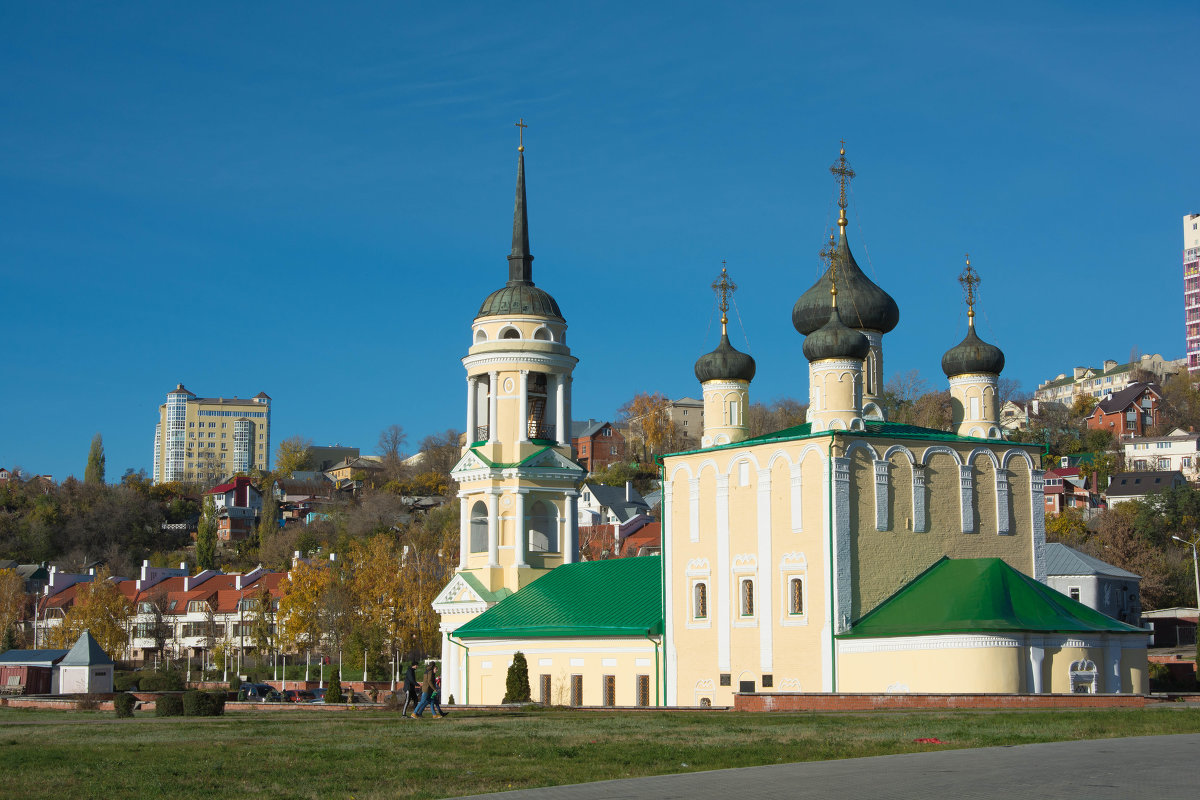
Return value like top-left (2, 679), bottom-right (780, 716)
top-left (134, 670), bottom-right (185, 692)
top-left (155, 694), bottom-right (184, 717)
top-left (382, 692), bottom-right (401, 711)
top-left (114, 693), bottom-right (136, 718)
top-left (229, 675), bottom-right (242, 693)
top-left (77, 693), bottom-right (102, 710)
top-left (447, 694), bottom-right (455, 706)
top-left (113, 671), bottom-right (137, 692)
top-left (504, 652), bottom-right (531, 703)
top-left (183, 689), bottom-right (227, 716)
top-left (326, 668), bottom-right (343, 704)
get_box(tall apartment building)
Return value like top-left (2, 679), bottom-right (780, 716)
top-left (1185, 213), bottom-right (1200, 370)
top-left (152, 384), bottom-right (271, 484)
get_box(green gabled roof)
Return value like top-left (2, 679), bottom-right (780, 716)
top-left (666, 420), bottom-right (1040, 459)
top-left (458, 571), bottom-right (513, 604)
top-left (454, 556), bottom-right (663, 639)
top-left (838, 557), bottom-right (1145, 639)
top-left (60, 631), bottom-right (114, 666)
top-left (465, 445), bottom-right (582, 470)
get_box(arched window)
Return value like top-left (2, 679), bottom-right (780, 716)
top-left (1069, 659), bottom-right (1097, 694)
top-left (693, 583), bottom-right (708, 619)
top-left (501, 327), bottom-right (520, 340)
top-left (526, 373), bottom-right (550, 440)
top-left (528, 500), bottom-right (557, 553)
top-left (469, 500), bottom-right (488, 553)
top-left (533, 327), bottom-right (551, 341)
top-left (740, 578), bottom-right (755, 617)
top-left (474, 329), bottom-right (487, 344)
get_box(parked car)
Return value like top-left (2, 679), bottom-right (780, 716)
top-left (308, 688), bottom-right (327, 703)
top-left (282, 689), bottom-right (314, 703)
top-left (238, 683), bottom-right (282, 702)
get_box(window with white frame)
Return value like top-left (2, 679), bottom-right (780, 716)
top-left (1069, 659), bottom-right (1097, 693)
top-left (788, 578), bottom-right (804, 616)
top-left (739, 578), bottom-right (755, 618)
top-left (1068, 586), bottom-right (1081, 601)
top-left (693, 582), bottom-right (708, 620)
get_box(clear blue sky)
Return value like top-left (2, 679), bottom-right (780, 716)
top-left (2, 2), bottom-right (1197, 481)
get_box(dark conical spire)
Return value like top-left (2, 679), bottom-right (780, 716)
top-left (507, 147), bottom-right (533, 286)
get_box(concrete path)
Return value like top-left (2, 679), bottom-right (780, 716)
top-left (464, 733), bottom-right (1200, 800)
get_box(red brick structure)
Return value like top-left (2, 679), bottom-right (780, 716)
top-left (1085, 382), bottom-right (1162, 437)
top-left (572, 420), bottom-right (626, 473)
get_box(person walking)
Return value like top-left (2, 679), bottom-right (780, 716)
top-left (411, 662), bottom-right (435, 718)
top-left (400, 663), bottom-right (419, 716)
top-left (429, 672), bottom-right (447, 718)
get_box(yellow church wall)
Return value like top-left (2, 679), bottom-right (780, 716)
top-left (1122, 648), bottom-right (1149, 694)
top-left (847, 440), bottom-right (1038, 621)
top-left (459, 637), bottom-right (662, 706)
top-left (1044, 644), bottom-right (1104, 694)
top-left (838, 640), bottom-right (1025, 694)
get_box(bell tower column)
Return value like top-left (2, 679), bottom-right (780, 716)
top-left (518, 371), bottom-right (530, 443)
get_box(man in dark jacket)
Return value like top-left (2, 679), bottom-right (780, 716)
top-left (401, 663), bottom-right (419, 716)
top-left (411, 663), bottom-right (445, 718)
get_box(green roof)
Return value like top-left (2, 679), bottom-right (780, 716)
top-left (459, 571), bottom-right (513, 604)
top-left (453, 556), bottom-right (663, 639)
top-left (666, 420), bottom-right (1040, 460)
top-left (465, 445), bottom-right (583, 470)
top-left (838, 557), bottom-right (1145, 639)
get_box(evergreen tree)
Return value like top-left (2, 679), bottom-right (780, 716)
top-left (504, 651), bottom-right (531, 703)
top-left (196, 495), bottom-right (218, 571)
top-left (85, 433), bottom-right (106, 485)
top-left (326, 667), bottom-right (343, 703)
top-left (1, 625), bottom-right (17, 653)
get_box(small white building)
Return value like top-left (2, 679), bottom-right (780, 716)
top-left (56, 631), bottom-right (114, 694)
top-left (1044, 543), bottom-right (1142, 626)
top-left (1123, 428), bottom-right (1200, 482)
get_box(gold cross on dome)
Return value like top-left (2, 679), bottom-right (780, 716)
top-left (820, 233), bottom-right (839, 298)
top-left (829, 140), bottom-right (856, 217)
top-left (958, 254), bottom-right (980, 317)
top-left (712, 261), bottom-right (736, 330)
top-left (515, 118), bottom-right (528, 151)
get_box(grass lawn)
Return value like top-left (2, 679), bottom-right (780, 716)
top-left (2, 705), bottom-right (1200, 799)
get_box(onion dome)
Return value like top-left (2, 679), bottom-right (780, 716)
top-left (941, 325), bottom-right (1005, 377)
top-left (695, 333), bottom-right (757, 383)
top-left (792, 229), bottom-right (899, 335)
top-left (476, 140), bottom-right (563, 321)
top-left (941, 256), bottom-right (1004, 376)
top-left (803, 304), bottom-right (871, 363)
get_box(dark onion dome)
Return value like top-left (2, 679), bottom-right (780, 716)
top-left (477, 284), bottom-right (562, 319)
top-left (803, 304), bottom-right (871, 362)
top-left (792, 232), bottom-right (899, 336)
top-left (941, 325), bottom-right (1005, 377)
top-left (694, 333), bottom-right (757, 383)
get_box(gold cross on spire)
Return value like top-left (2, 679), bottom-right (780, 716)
top-left (712, 261), bottom-right (736, 333)
top-left (958, 254), bottom-right (980, 325)
top-left (829, 140), bottom-right (855, 228)
top-left (515, 118), bottom-right (528, 152)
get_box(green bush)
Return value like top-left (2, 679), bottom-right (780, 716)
top-left (326, 669), bottom-right (343, 704)
top-left (382, 692), bottom-right (401, 711)
top-left (504, 652), bottom-right (531, 703)
top-left (114, 693), bottom-right (136, 718)
top-left (229, 675), bottom-right (242, 693)
top-left (123, 670), bottom-right (184, 692)
top-left (113, 671), bottom-right (137, 692)
top-left (155, 694), bottom-right (184, 717)
top-left (182, 689), bottom-right (226, 716)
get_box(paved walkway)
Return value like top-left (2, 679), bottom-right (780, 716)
top-left (464, 733), bottom-right (1200, 800)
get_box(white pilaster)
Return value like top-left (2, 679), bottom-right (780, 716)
top-left (1104, 638), bottom-right (1122, 693)
top-left (1031, 469), bottom-right (1046, 581)
top-left (1027, 635), bottom-right (1045, 693)
top-left (518, 371), bottom-right (530, 443)
top-left (514, 490), bottom-right (528, 567)
top-left (757, 468), bottom-right (773, 672)
top-left (873, 459), bottom-right (889, 531)
top-left (487, 371), bottom-right (500, 444)
top-left (486, 490), bottom-right (500, 567)
top-left (688, 477), bottom-right (700, 542)
top-left (831, 456), bottom-right (852, 632)
top-left (555, 373), bottom-right (567, 445)
top-left (790, 463), bottom-right (803, 532)
top-left (912, 465), bottom-right (927, 533)
top-left (466, 377), bottom-right (477, 442)
top-left (959, 465), bottom-right (975, 533)
top-left (458, 493), bottom-right (470, 569)
top-left (996, 470), bottom-right (1011, 535)
top-left (564, 490), bottom-right (579, 563)
top-left (715, 474), bottom-right (730, 671)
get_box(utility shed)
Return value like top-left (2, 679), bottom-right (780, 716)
top-left (0, 649), bottom-right (67, 695)
top-left (56, 632), bottom-right (114, 694)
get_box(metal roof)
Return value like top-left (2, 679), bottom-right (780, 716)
top-left (59, 631), bottom-right (114, 666)
top-left (838, 557), bottom-right (1145, 638)
top-left (1044, 543), bottom-right (1140, 580)
top-left (453, 556), bottom-right (663, 639)
top-left (0, 649), bottom-right (68, 666)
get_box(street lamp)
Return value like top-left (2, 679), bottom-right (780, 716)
top-left (1171, 535), bottom-right (1200, 610)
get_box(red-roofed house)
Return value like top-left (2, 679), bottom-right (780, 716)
top-left (207, 476), bottom-right (262, 541)
top-left (1084, 382), bottom-right (1162, 437)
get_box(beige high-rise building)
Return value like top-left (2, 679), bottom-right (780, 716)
top-left (152, 384), bottom-right (271, 485)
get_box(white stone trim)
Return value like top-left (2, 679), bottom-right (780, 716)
top-left (789, 463), bottom-right (803, 532)
top-left (757, 468), bottom-right (773, 670)
top-left (716, 474), bottom-right (731, 670)
top-left (874, 459), bottom-right (890, 531)
top-left (959, 464), bottom-right (975, 533)
top-left (837, 633), bottom-right (1023, 654)
top-left (911, 465), bottom-right (927, 532)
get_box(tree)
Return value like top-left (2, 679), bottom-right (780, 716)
top-left (250, 583), bottom-right (274, 656)
top-left (196, 495), bottom-right (218, 571)
top-left (49, 568), bottom-right (132, 659)
top-left (619, 392), bottom-right (677, 462)
top-left (0, 569), bottom-right (25, 650)
top-left (326, 667), bottom-right (343, 703)
top-left (378, 425), bottom-right (409, 480)
top-left (1044, 507), bottom-right (1088, 546)
top-left (1155, 372), bottom-right (1200, 434)
top-left (85, 433), bottom-right (106, 485)
top-left (257, 487), bottom-right (280, 550)
top-left (347, 535), bottom-right (404, 670)
top-left (416, 429), bottom-right (463, 484)
top-left (274, 436), bottom-right (314, 478)
top-left (504, 651), bottom-right (531, 703)
top-left (277, 560), bottom-right (332, 655)
top-left (145, 588), bottom-right (175, 660)
top-left (879, 370), bottom-right (929, 421)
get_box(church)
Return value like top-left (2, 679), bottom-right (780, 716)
top-left (432, 135), bottom-right (1148, 707)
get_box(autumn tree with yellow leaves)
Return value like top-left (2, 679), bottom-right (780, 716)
top-left (0, 569), bottom-right (27, 649)
top-left (49, 568), bottom-right (132, 659)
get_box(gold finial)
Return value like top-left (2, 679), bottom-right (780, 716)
top-left (829, 140), bottom-right (855, 228)
top-left (958, 254), bottom-right (980, 326)
top-left (711, 261), bottom-right (736, 334)
top-left (515, 118), bottom-right (528, 152)
top-left (819, 232), bottom-right (839, 306)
